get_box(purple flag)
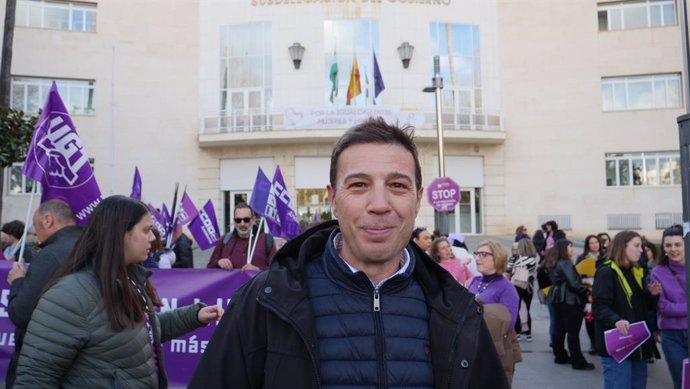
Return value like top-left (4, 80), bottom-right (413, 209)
top-left (272, 166), bottom-right (301, 239)
top-left (188, 200), bottom-right (220, 250)
top-left (604, 321), bottom-right (651, 363)
top-left (248, 167), bottom-right (281, 236)
top-left (175, 192), bottom-right (198, 229)
top-left (373, 50), bottom-right (385, 98)
top-left (147, 203), bottom-right (167, 234)
top-left (130, 166), bottom-right (142, 200)
top-left (161, 203), bottom-right (172, 234)
top-left (22, 81), bottom-right (102, 224)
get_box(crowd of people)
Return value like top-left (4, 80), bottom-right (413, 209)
top-left (0, 117), bottom-right (685, 389)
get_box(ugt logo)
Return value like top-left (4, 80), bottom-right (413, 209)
top-left (33, 114), bottom-right (92, 188)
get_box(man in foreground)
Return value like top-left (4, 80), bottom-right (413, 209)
top-left (190, 117), bottom-right (508, 388)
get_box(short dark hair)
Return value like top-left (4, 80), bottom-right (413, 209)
top-left (412, 227), bottom-right (427, 240)
top-left (234, 203), bottom-right (254, 217)
top-left (658, 225), bottom-right (683, 266)
top-left (329, 117), bottom-right (422, 191)
top-left (51, 195), bottom-right (159, 331)
top-left (545, 220), bottom-right (559, 232)
top-left (1, 220), bottom-right (25, 240)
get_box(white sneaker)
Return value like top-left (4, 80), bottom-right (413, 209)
top-left (526, 335), bottom-right (533, 342)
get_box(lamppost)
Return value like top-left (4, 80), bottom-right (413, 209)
top-left (423, 55), bottom-right (450, 234)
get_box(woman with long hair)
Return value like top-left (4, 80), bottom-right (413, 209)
top-left (576, 234), bottom-right (604, 355)
top-left (429, 237), bottom-right (473, 286)
top-left (14, 195), bottom-right (224, 388)
top-left (593, 230), bottom-right (660, 389)
top-left (546, 239), bottom-right (594, 370)
top-left (650, 225), bottom-right (686, 389)
top-left (507, 239), bottom-right (538, 341)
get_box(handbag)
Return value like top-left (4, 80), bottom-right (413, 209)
top-left (511, 265), bottom-right (530, 289)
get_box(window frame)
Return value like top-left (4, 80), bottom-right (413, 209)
top-left (601, 73), bottom-right (682, 111)
top-left (598, 0), bottom-right (676, 31)
top-left (605, 151), bottom-right (680, 187)
top-left (11, 77), bottom-right (95, 115)
top-left (16, 0), bottom-right (97, 32)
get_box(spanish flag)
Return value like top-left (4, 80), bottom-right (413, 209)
top-left (346, 54), bottom-right (362, 105)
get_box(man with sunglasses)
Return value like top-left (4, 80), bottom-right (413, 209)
top-left (191, 118), bottom-right (506, 389)
top-left (206, 203), bottom-right (276, 271)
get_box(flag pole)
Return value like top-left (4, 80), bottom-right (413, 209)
top-left (17, 183), bottom-right (38, 264)
top-left (248, 217), bottom-right (265, 265)
top-left (166, 182), bottom-right (180, 249)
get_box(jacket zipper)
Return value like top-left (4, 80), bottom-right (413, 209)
top-left (258, 297), bottom-right (322, 388)
top-left (373, 287), bottom-right (386, 389)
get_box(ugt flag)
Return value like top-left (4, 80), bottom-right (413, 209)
top-left (272, 166), bottom-right (301, 239)
top-left (22, 81), bottom-right (102, 224)
top-left (130, 166), bottom-right (142, 200)
top-left (248, 167), bottom-right (281, 236)
top-left (188, 200), bottom-right (220, 250)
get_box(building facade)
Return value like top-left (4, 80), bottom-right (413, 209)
top-left (2, 0), bottom-right (683, 240)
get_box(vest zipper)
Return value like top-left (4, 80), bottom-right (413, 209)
top-left (372, 287), bottom-right (386, 389)
top-left (373, 288), bottom-right (381, 311)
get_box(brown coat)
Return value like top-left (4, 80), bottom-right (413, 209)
top-left (482, 303), bottom-right (523, 386)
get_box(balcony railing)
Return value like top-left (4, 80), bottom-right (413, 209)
top-left (200, 108), bottom-right (502, 134)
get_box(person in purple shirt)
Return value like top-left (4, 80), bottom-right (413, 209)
top-left (650, 225), bottom-right (686, 389)
top-left (468, 240), bottom-right (519, 327)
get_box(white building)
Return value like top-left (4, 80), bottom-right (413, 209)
top-left (2, 0), bottom-right (683, 240)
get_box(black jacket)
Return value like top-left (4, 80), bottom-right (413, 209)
top-left (592, 264), bottom-right (655, 360)
top-left (6, 225), bottom-right (82, 388)
top-left (547, 259), bottom-right (589, 305)
top-left (189, 221), bottom-right (508, 389)
top-left (172, 233), bottom-right (194, 268)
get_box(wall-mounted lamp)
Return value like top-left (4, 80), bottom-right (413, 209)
top-left (397, 42), bottom-right (414, 69)
top-left (288, 42), bottom-right (305, 69)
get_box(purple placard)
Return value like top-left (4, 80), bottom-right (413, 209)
top-left (0, 261), bottom-right (256, 387)
top-left (604, 321), bottom-right (651, 363)
top-left (426, 177), bottom-right (461, 212)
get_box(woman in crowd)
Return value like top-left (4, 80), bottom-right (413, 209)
top-left (576, 234), bottom-right (603, 354)
top-left (650, 225), bottom-right (686, 389)
top-left (507, 239), bottom-right (538, 342)
top-left (597, 232), bottom-right (612, 257)
top-left (14, 195), bottom-right (224, 388)
top-left (593, 230), bottom-right (660, 389)
top-left (1, 220), bottom-right (33, 262)
top-left (430, 237), bottom-right (473, 286)
top-left (411, 227), bottom-right (433, 253)
top-left (546, 239), bottom-right (594, 370)
top-left (642, 241), bottom-right (658, 270)
top-left (514, 225), bottom-right (530, 242)
top-left (542, 220), bottom-right (566, 258)
top-left (468, 240), bottom-right (519, 327)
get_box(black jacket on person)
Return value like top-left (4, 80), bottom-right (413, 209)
top-left (547, 259), bottom-right (589, 306)
top-left (189, 220), bottom-right (508, 389)
top-left (592, 263), bottom-right (655, 360)
top-left (6, 225), bottom-right (82, 388)
top-left (172, 233), bottom-right (194, 268)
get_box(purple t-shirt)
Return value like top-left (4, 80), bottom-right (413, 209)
top-left (468, 273), bottom-right (520, 326)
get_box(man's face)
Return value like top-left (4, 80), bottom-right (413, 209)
top-left (234, 208), bottom-right (255, 239)
top-left (328, 143), bottom-right (423, 271)
top-left (32, 210), bottom-right (50, 243)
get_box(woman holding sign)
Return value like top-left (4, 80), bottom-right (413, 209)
top-left (650, 225), bottom-right (686, 389)
top-left (592, 230), bottom-right (661, 389)
top-left (13, 195), bottom-right (224, 388)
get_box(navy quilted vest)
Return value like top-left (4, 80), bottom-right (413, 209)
top-left (305, 233), bottom-right (435, 389)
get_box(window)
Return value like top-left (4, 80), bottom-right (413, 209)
top-left (429, 23), bottom-right (482, 116)
top-left (323, 19), bottom-right (381, 106)
top-left (219, 22), bottom-right (272, 131)
top-left (601, 74), bottom-right (681, 111)
top-left (295, 188), bottom-right (332, 224)
top-left (598, 0), bottom-right (676, 31)
top-left (11, 77), bottom-right (95, 115)
top-left (16, 0), bottom-right (96, 32)
top-left (605, 151), bottom-right (680, 186)
top-left (7, 163), bottom-right (39, 195)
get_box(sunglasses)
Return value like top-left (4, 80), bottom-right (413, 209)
top-left (234, 217), bottom-right (252, 224)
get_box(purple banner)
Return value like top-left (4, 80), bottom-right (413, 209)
top-left (188, 200), bottom-right (220, 250)
top-left (0, 261), bottom-right (257, 387)
top-left (130, 166), bottom-right (142, 200)
top-left (604, 321), bottom-right (651, 363)
top-left (148, 203), bottom-right (167, 235)
top-left (272, 166), bottom-right (301, 239)
top-left (22, 81), bottom-right (102, 224)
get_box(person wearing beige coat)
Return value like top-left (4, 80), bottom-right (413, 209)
top-left (483, 303), bottom-right (523, 386)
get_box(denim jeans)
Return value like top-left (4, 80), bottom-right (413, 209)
top-left (601, 356), bottom-right (647, 389)
top-left (661, 329), bottom-right (688, 389)
top-left (547, 301), bottom-right (556, 344)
